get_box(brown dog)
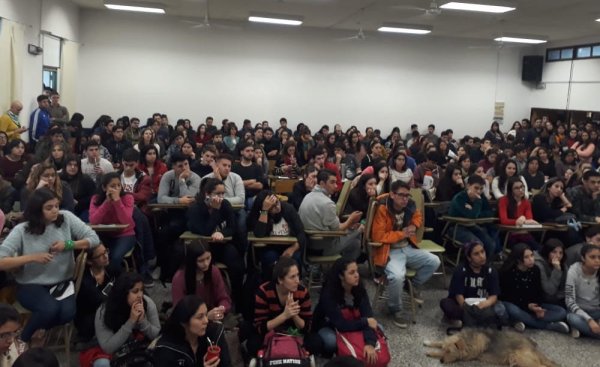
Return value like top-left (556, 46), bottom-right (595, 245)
top-left (423, 328), bottom-right (560, 366)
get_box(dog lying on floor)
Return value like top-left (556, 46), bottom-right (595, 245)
top-left (423, 328), bottom-right (560, 366)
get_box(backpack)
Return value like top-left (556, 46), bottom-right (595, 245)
top-left (259, 332), bottom-right (311, 367)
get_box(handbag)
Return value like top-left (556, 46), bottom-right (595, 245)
top-left (335, 308), bottom-right (390, 367)
top-left (110, 332), bottom-right (153, 367)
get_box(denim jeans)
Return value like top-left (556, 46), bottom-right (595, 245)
top-left (93, 358), bottom-right (111, 367)
top-left (234, 208), bottom-right (248, 255)
top-left (17, 284), bottom-right (76, 342)
top-left (385, 246), bottom-right (441, 313)
top-left (453, 224), bottom-right (499, 258)
top-left (318, 327), bottom-right (337, 356)
top-left (503, 301), bottom-right (566, 329)
top-left (102, 235), bottom-right (136, 274)
top-left (260, 248), bottom-right (303, 281)
top-left (567, 310), bottom-right (600, 339)
top-left (440, 298), bottom-right (508, 325)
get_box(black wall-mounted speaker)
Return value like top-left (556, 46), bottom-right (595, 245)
top-left (522, 55), bottom-right (543, 82)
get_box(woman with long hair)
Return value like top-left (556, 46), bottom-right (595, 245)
top-left (314, 258), bottom-right (379, 359)
top-left (22, 162), bottom-right (75, 211)
top-left (499, 243), bottom-right (569, 334)
top-left (435, 164), bottom-right (464, 202)
top-left (93, 272), bottom-right (160, 366)
top-left (565, 244), bottom-right (600, 339)
top-left (484, 121), bottom-right (504, 146)
top-left (48, 143), bottom-right (67, 172)
top-left (389, 151), bottom-right (414, 187)
top-left (360, 141), bottom-right (384, 170)
top-left (0, 139), bottom-right (27, 185)
top-left (491, 159), bottom-right (529, 199)
top-left (138, 145), bottom-right (167, 196)
top-left (497, 177), bottom-right (540, 250)
top-left (573, 130), bottom-right (595, 163)
top-left (0, 188), bottom-right (99, 344)
top-left (59, 155), bottom-right (96, 221)
top-left (531, 177), bottom-right (573, 223)
top-left (372, 160), bottom-right (390, 195)
top-left (535, 239), bottom-right (567, 306)
top-left (171, 241), bottom-right (232, 320)
top-left (521, 157), bottom-right (545, 192)
top-left (346, 174), bottom-right (377, 215)
top-left (531, 146), bottom-right (556, 178)
top-left (275, 141), bottom-right (300, 178)
top-left (134, 127), bottom-right (161, 156)
top-left (223, 123), bottom-right (239, 154)
top-left (195, 124), bottom-right (212, 149)
top-left (458, 154), bottom-right (471, 179)
top-left (248, 257), bottom-right (320, 358)
top-left (154, 295), bottom-right (230, 367)
top-left (555, 149), bottom-right (577, 180)
top-left (89, 172), bottom-right (136, 274)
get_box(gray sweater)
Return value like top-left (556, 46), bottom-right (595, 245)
top-left (299, 185), bottom-right (340, 231)
top-left (157, 170), bottom-right (201, 204)
top-left (0, 211), bottom-right (100, 285)
top-left (534, 252), bottom-right (565, 304)
top-left (94, 295), bottom-right (160, 354)
top-left (565, 262), bottom-right (600, 321)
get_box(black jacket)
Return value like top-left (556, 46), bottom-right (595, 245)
top-left (187, 199), bottom-right (236, 237)
top-left (288, 180), bottom-right (309, 210)
top-left (153, 323), bottom-right (230, 367)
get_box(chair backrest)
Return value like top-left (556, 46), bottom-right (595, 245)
top-left (336, 180), bottom-right (352, 216)
top-left (268, 159), bottom-right (276, 175)
top-left (272, 178), bottom-right (299, 195)
top-left (363, 197), bottom-right (380, 277)
top-left (410, 188), bottom-right (426, 243)
top-left (73, 251), bottom-right (88, 296)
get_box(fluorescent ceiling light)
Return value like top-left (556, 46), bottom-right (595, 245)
top-left (105, 4), bottom-right (165, 14)
top-left (378, 24), bottom-right (432, 35)
top-left (494, 36), bottom-right (547, 44)
top-left (596, 18), bottom-right (600, 22)
top-left (440, 2), bottom-right (515, 13)
top-left (248, 14), bottom-right (303, 26)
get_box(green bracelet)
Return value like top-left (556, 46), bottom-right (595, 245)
top-left (65, 240), bottom-right (75, 251)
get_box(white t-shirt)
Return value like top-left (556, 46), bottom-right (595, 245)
top-left (271, 217), bottom-right (290, 236)
top-left (121, 173), bottom-right (137, 193)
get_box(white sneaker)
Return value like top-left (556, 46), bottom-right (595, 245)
top-left (513, 322), bottom-right (526, 332)
top-left (571, 328), bottom-right (580, 339)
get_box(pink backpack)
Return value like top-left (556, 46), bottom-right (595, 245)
top-left (259, 332), bottom-right (311, 367)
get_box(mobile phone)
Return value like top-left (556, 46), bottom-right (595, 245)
top-left (102, 282), bottom-right (114, 296)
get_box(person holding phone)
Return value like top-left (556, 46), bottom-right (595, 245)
top-left (81, 141), bottom-right (114, 184)
top-left (92, 272), bottom-right (160, 367)
top-left (0, 188), bottom-right (100, 345)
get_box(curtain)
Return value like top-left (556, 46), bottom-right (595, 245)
top-left (60, 40), bottom-right (79, 113)
top-left (0, 18), bottom-right (25, 111)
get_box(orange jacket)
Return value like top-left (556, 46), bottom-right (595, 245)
top-left (370, 202), bottom-right (423, 267)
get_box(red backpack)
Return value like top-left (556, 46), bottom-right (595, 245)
top-left (259, 332), bottom-right (312, 367)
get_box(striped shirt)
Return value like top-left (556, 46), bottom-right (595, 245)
top-left (254, 281), bottom-right (312, 335)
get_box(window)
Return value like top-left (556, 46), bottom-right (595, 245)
top-left (43, 68), bottom-right (58, 91)
top-left (546, 42), bottom-right (600, 62)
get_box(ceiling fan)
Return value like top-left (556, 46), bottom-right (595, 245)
top-left (392, 0), bottom-right (442, 17)
top-left (180, 0), bottom-right (239, 30)
top-left (336, 24), bottom-right (366, 41)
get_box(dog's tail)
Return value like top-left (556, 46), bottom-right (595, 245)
top-left (538, 353), bottom-right (561, 367)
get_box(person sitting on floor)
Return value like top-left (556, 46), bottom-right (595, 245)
top-left (534, 239), bottom-right (567, 306)
top-left (0, 304), bottom-right (22, 366)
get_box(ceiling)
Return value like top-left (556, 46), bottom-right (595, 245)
top-left (70, 0), bottom-right (600, 42)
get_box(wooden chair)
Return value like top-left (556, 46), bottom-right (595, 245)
top-left (247, 235), bottom-right (298, 270)
top-left (335, 180), bottom-right (352, 217)
top-left (439, 216), bottom-right (497, 266)
top-left (271, 177), bottom-right (299, 195)
top-left (303, 230), bottom-right (345, 289)
top-left (268, 159), bottom-right (277, 175)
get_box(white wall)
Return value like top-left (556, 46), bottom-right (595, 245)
top-left (0, 0), bottom-right (79, 124)
top-left (77, 9), bottom-right (535, 137)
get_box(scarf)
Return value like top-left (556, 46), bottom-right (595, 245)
top-left (6, 111), bottom-right (20, 128)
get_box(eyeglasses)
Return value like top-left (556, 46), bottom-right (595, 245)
top-left (393, 192), bottom-right (411, 198)
top-left (0, 330), bottom-right (20, 341)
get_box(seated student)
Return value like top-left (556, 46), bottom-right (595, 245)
top-left (440, 241), bottom-right (506, 329)
top-left (0, 304), bottom-right (22, 365)
top-left (314, 258), bottom-right (380, 360)
top-left (275, 141), bottom-right (300, 179)
top-left (248, 257), bottom-right (320, 357)
top-left (75, 244), bottom-right (118, 343)
top-left (389, 151), bottom-right (414, 187)
top-left (187, 178), bottom-right (244, 310)
top-left (333, 143), bottom-right (358, 181)
top-left (521, 157), bottom-right (545, 192)
top-left (288, 165), bottom-right (318, 211)
top-left (360, 141), bottom-right (385, 171)
top-left (467, 164), bottom-right (492, 200)
top-left (532, 177), bottom-right (573, 224)
top-left (171, 241), bottom-right (231, 321)
top-left (373, 160), bottom-right (390, 195)
top-left (21, 162), bottom-right (75, 212)
top-left (138, 145), bottom-right (167, 197)
top-left (13, 348), bottom-right (59, 367)
top-left (248, 190), bottom-right (306, 278)
top-left (371, 180), bottom-right (440, 328)
top-left (119, 149), bottom-right (152, 214)
top-left (93, 273), bottom-right (160, 367)
top-left (565, 244), bottom-right (600, 339)
top-left (567, 170), bottom-right (600, 224)
top-left (153, 295), bottom-right (230, 367)
top-left (299, 169), bottom-right (363, 261)
top-left (0, 188), bottom-right (100, 345)
top-left (191, 145), bottom-right (218, 178)
top-left (491, 159), bottom-right (529, 200)
top-left (497, 177), bottom-right (540, 250)
top-left (566, 225), bottom-right (600, 268)
top-left (499, 243), bottom-right (569, 334)
top-left (81, 141), bottom-right (114, 185)
top-left (345, 174), bottom-right (377, 215)
top-left (435, 163), bottom-right (464, 202)
top-left (233, 142), bottom-right (265, 209)
top-left (413, 151), bottom-right (440, 191)
top-left (105, 125), bottom-right (132, 170)
top-left (0, 139), bottom-right (27, 186)
top-left (448, 175), bottom-right (498, 259)
top-left (59, 155), bottom-right (96, 222)
top-left (533, 146), bottom-right (557, 179)
top-left (89, 172), bottom-right (136, 275)
top-left (534, 239), bottom-right (567, 306)
top-left (165, 132), bottom-right (185, 167)
top-left (310, 147), bottom-right (343, 193)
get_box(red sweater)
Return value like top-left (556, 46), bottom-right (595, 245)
top-left (498, 196), bottom-right (533, 225)
top-left (171, 266), bottom-right (232, 313)
top-left (89, 194), bottom-right (136, 237)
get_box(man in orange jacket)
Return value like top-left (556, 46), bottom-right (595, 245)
top-left (371, 180), bottom-right (440, 328)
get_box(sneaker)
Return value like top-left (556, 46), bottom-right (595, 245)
top-left (143, 274), bottom-right (155, 288)
top-left (392, 312), bottom-right (409, 328)
top-left (447, 319), bottom-right (463, 329)
top-left (412, 288), bottom-right (424, 305)
top-left (571, 328), bottom-right (580, 339)
top-left (547, 321), bottom-right (569, 334)
top-left (513, 322), bottom-right (526, 332)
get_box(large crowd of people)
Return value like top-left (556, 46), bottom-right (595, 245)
top-left (0, 91), bottom-right (598, 366)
